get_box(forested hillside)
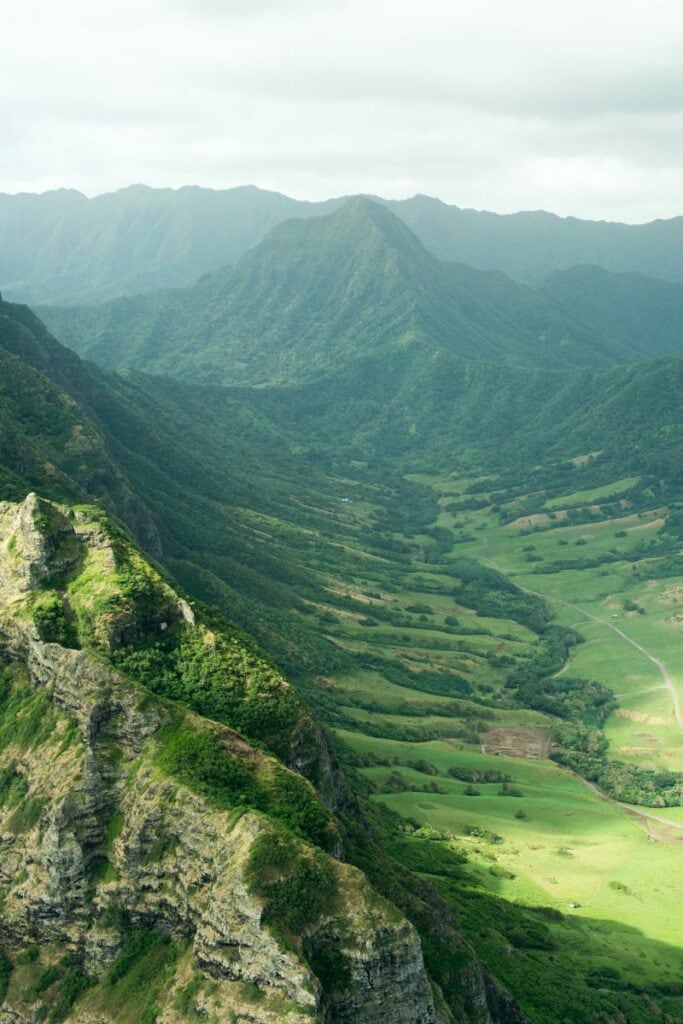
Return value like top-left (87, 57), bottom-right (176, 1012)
top-left (3, 184), bottom-right (683, 306)
top-left (41, 199), bottom-right (683, 384)
top-left (1, 190), bottom-right (682, 1024)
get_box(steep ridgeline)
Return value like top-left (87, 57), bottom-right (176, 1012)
top-left (0, 495), bottom-right (442, 1024)
top-left (3, 185), bottom-right (683, 305)
top-left (0, 298), bottom-right (162, 552)
top-left (384, 194), bottom-right (683, 284)
top-left (0, 186), bottom-right (339, 306)
top-left (41, 198), bottom-right (641, 383)
top-left (0, 293), bottom-right (381, 675)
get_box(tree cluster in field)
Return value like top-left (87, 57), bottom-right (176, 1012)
top-left (447, 557), bottom-right (552, 632)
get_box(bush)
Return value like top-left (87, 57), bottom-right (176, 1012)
top-left (156, 722), bottom-right (334, 849)
top-left (50, 970), bottom-right (90, 1022)
top-left (246, 832), bottom-right (338, 937)
top-left (156, 726), bottom-right (253, 808)
top-left (489, 864), bottom-right (515, 879)
top-left (498, 783), bottom-right (523, 797)
top-left (0, 952), bottom-right (11, 1003)
top-left (32, 592), bottom-right (80, 648)
top-left (464, 825), bottom-right (504, 844)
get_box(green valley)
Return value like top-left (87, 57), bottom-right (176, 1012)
top-left (0, 194), bottom-right (682, 1024)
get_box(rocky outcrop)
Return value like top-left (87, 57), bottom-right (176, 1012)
top-left (0, 496), bottom-right (439, 1024)
top-left (0, 636), bottom-right (438, 1023)
top-left (459, 962), bottom-right (531, 1024)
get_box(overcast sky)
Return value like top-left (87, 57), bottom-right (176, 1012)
top-left (1, 0), bottom-right (681, 222)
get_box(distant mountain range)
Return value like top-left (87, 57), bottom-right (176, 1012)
top-left (40, 198), bottom-right (683, 384)
top-left (2, 183), bottom-right (683, 305)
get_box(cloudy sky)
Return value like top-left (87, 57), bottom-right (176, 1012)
top-left (2, 0), bottom-right (681, 222)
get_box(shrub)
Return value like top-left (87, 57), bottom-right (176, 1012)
top-left (246, 832), bottom-right (338, 938)
top-left (489, 864), bottom-right (515, 879)
top-left (0, 952), bottom-right (11, 1003)
top-left (32, 592), bottom-right (80, 648)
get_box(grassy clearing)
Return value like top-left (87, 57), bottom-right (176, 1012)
top-left (314, 460), bottom-right (683, 1002)
top-left (340, 723), bottom-right (683, 952)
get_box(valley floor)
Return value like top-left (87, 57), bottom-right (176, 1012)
top-left (291, 461), bottom-right (683, 1013)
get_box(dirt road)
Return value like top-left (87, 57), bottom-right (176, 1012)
top-left (482, 540), bottom-right (683, 834)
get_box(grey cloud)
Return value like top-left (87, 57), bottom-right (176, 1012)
top-left (1, 0), bottom-right (682, 221)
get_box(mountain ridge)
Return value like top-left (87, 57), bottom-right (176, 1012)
top-left (42, 198), bottom-right (632, 384)
top-left (3, 183), bottom-right (683, 305)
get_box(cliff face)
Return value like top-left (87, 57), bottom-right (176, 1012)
top-left (0, 495), bottom-right (438, 1024)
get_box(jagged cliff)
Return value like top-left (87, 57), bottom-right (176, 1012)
top-left (0, 495), bottom-right (438, 1024)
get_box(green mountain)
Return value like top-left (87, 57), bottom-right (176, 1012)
top-left (2, 251), bottom-right (683, 1024)
top-left (0, 184), bottom-right (339, 305)
top-left (0, 294), bottom-right (373, 676)
top-left (4, 185), bottom-right (683, 306)
top-left (44, 198), bottom-right (646, 383)
top-left (249, 347), bottom-right (683, 476)
top-left (383, 193), bottom-right (683, 284)
top-left (539, 263), bottom-right (683, 360)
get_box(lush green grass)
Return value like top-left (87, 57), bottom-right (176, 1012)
top-left (432, 474), bottom-right (681, 752)
top-left (544, 477), bottom-right (641, 509)
top-left (320, 459), bottom-right (683, 1019)
top-left (360, 748), bottom-right (682, 947)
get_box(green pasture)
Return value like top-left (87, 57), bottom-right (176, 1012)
top-left (320, 462), bottom-right (683, 988)
top-left (336, 731), bottom-right (683, 956)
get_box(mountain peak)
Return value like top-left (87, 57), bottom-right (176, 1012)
top-left (332, 194), bottom-right (427, 240)
top-left (259, 194), bottom-right (439, 271)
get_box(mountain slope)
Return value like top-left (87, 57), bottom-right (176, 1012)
top-left (384, 194), bottom-right (683, 284)
top-left (3, 185), bottom-right (683, 306)
top-left (0, 184), bottom-right (339, 305)
top-left (0, 295), bottom-right (371, 678)
top-left (538, 264), bottom-right (683, 360)
top-left (42, 198), bottom-right (631, 383)
top-left (255, 348), bottom-right (683, 472)
top-left (0, 494), bottom-right (440, 1024)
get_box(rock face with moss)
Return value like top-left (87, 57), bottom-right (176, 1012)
top-left (0, 495), bottom-right (438, 1024)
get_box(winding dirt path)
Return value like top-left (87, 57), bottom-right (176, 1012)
top-left (526, 587), bottom-right (683, 730)
top-left (483, 538), bottom-right (681, 729)
top-left (481, 539), bottom-right (683, 835)
top-left (579, 777), bottom-right (683, 842)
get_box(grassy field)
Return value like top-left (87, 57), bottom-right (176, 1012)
top-left (338, 729), bottom-right (683, 953)
top-left (291, 459), bottom-right (683, 1003)
top-left (441, 489), bottom-right (683, 774)
top-left (247, 451), bottom-right (683, 1018)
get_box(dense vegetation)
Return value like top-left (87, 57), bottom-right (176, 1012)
top-left (4, 185), bottom-right (683, 307)
top-left (1, 192), bottom-right (682, 1024)
top-left (42, 200), bottom-right (683, 384)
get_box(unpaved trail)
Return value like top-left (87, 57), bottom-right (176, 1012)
top-left (480, 538), bottom-right (683, 834)
top-left (526, 587), bottom-right (683, 730)
top-left (613, 684), bottom-right (666, 698)
top-left (579, 777), bottom-right (683, 842)
top-left (483, 540), bottom-right (682, 729)
top-left (519, 584), bottom-right (683, 831)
